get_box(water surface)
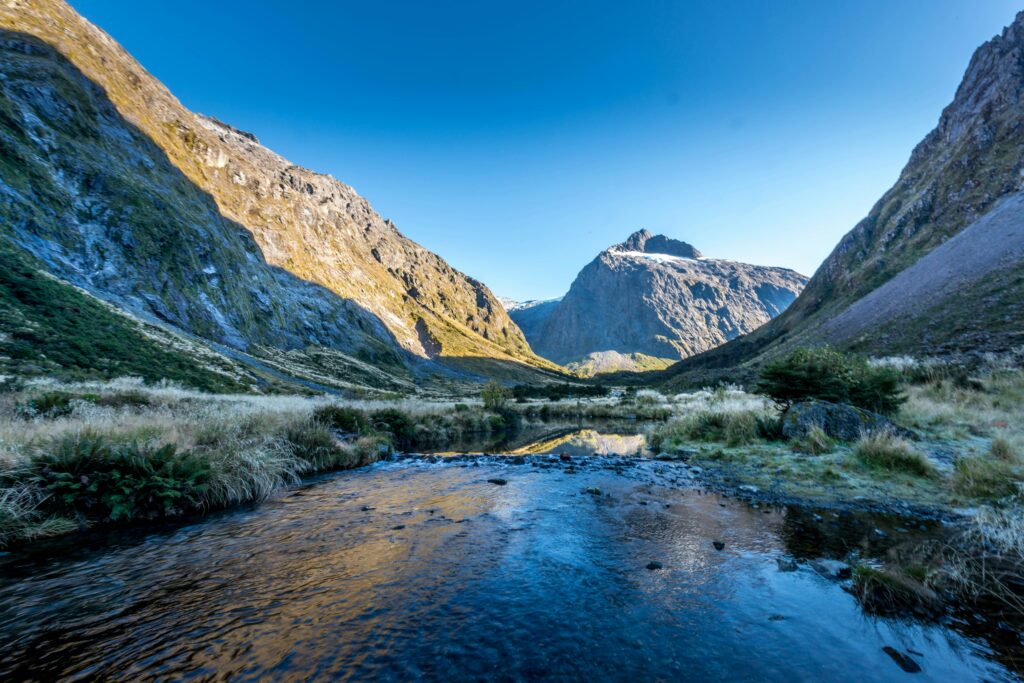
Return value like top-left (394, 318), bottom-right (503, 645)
top-left (0, 448), bottom-right (1019, 681)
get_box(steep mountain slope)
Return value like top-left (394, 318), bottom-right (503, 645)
top-left (662, 12), bottom-right (1024, 388)
top-left (0, 0), bottom-right (557, 389)
top-left (520, 230), bottom-right (806, 370)
top-left (502, 298), bottom-right (561, 341)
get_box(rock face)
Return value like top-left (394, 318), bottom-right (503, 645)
top-left (516, 230), bottom-right (806, 367)
top-left (665, 12), bottom-right (1024, 387)
top-left (0, 0), bottom-right (553, 387)
top-left (781, 400), bottom-right (911, 443)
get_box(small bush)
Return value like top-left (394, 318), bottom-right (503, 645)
top-left (853, 431), bottom-right (932, 476)
top-left (285, 419), bottom-right (345, 471)
top-left (30, 433), bottom-right (211, 522)
top-left (481, 381), bottom-right (510, 411)
top-left (312, 405), bottom-right (372, 434)
top-left (758, 347), bottom-right (905, 415)
top-left (991, 437), bottom-right (1018, 462)
top-left (95, 391), bottom-right (152, 410)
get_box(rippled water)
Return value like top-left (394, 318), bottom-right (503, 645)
top-left (0, 449), bottom-right (1020, 681)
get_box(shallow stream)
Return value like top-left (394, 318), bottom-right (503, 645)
top-left (0, 429), bottom-right (1020, 681)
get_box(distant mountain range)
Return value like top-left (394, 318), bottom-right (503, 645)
top-left (506, 230), bottom-right (806, 374)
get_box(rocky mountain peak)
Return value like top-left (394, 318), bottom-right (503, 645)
top-left (611, 230), bottom-right (703, 259)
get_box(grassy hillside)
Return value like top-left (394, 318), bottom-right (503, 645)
top-left (0, 242), bottom-right (249, 391)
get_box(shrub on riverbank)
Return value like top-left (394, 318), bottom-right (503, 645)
top-left (757, 347), bottom-right (905, 415)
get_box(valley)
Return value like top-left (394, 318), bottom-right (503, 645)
top-left (0, 1), bottom-right (1022, 680)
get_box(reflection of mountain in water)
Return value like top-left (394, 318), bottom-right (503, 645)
top-left (508, 429), bottom-right (647, 457)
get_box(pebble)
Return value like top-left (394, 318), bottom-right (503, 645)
top-left (487, 478), bottom-right (508, 486)
top-left (646, 561), bottom-right (663, 571)
top-left (713, 541), bottom-right (725, 551)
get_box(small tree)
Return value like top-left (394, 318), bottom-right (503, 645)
top-left (757, 346), bottom-right (904, 415)
top-left (481, 381), bottom-right (510, 411)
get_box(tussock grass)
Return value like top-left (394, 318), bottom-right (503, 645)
top-left (926, 506), bottom-right (1024, 617)
top-left (791, 425), bottom-right (835, 455)
top-left (952, 440), bottom-right (1024, 500)
top-left (853, 431), bottom-right (932, 476)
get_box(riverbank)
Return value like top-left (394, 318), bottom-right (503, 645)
top-left (0, 380), bottom-right (525, 547)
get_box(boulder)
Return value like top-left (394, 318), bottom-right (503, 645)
top-left (781, 399), bottom-right (913, 443)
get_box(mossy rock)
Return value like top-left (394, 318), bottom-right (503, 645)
top-left (781, 399), bottom-right (914, 443)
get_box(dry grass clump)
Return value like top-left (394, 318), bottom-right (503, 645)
top-left (900, 367), bottom-right (1024, 443)
top-left (791, 425), bottom-right (835, 455)
top-left (853, 430), bottom-right (933, 476)
top-left (929, 506), bottom-right (1024, 617)
top-left (851, 564), bottom-right (943, 617)
top-left (952, 438), bottom-right (1024, 500)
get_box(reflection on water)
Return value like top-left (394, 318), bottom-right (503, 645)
top-left (0, 456), bottom-right (1018, 681)
top-left (433, 424), bottom-right (650, 457)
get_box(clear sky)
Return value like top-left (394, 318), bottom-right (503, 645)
top-left (72, 1), bottom-right (1020, 301)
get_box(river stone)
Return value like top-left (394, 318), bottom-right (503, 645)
top-left (781, 399), bottom-right (913, 443)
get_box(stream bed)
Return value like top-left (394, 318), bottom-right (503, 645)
top-left (0, 435), bottom-right (1020, 681)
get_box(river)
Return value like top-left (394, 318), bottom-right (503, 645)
top-left (0, 429), bottom-right (1019, 681)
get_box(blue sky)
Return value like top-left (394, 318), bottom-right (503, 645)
top-left (73, 1), bottom-right (1020, 301)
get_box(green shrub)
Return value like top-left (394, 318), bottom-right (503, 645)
top-left (96, 391), bottom-right (152, 410)
top-left (853, 431), bottom-right (932, 476)
top-left (511, 383), bottom-right (608, 401)
top-left (21, 391), bottom-right (90, 417)
top-left (30, 433), bottom-right (211, 522)
top-left (369, 408), bottom-right (416, 448)
top-left (757, 347), bottom-right (905, 415)
top-left (312, 405), bottom-right (371, 434)
top-left (481, 381), bottom-right (510, 410)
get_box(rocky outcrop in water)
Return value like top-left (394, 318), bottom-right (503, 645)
top-left (515, 230), bottom-right (806, 368)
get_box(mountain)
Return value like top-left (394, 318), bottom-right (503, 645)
top-left (662, 12), bottom-right (1024, 388)
top-left (500, 297), bottom-right (562, 341)
top-left (0, 0), bottom-right (559, 390)
top-left (511, 230), bottom-right (806, 373)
